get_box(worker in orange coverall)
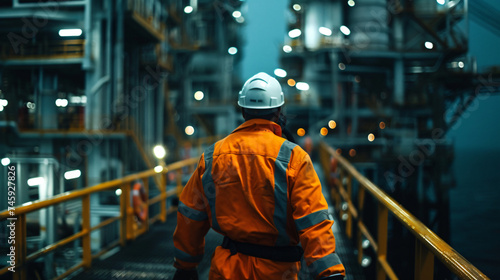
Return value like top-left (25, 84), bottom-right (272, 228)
top-left (172, 72), bottom-right (345, 280)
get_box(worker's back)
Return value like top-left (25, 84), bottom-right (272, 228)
top-left (172, 72), bottom-right (345, 280)
top-left (210, 118), bottom-right (301, 247)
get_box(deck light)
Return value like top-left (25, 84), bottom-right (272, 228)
top-left (297, 128), bottom-right (306, 137)
top-left (28, 177), bottom-right (45, 186)
top-left (319, 27), bottom-right (332, 36)
top-left (232, 11), bottom-right (242, 18)
top-left (58, 29), bottom-right (82, 37)
top-left (194, 91), bottom-right (204, 101)
top-left (288, 29), bottom-right (302, 38)
top-left (274, 68), bottom-right (287, 78)
top-left (1, 157), bottom-right (10, 166)
top-left (185, 126), bottom-right (195, 135)
top-left (340, 25), bottom-right (351, 36)
top-left (154, 165), bottom-right (164, 173)
top-left (228, 47), bottom-right (238, 55)
top-left (64, 170), bottom-right (81, 180)
top-left (153, 145), bottom-right (167, 159)
top-left (296, 82), bottom-right (310, 91)
top-left (349, 149), bottom-right (356, 157)
top-left (368, 133), bottom-right (375, 142)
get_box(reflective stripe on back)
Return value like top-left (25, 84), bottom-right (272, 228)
top-left (202, 144), bottom-right (220, 231)
top-left (273, 140), bottom-right (297, 246)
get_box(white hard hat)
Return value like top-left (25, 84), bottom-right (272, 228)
top-left (238, 72), bottom-right (284, 109)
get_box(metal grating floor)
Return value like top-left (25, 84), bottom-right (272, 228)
top-left (68, 215), bottom-right (223, 280)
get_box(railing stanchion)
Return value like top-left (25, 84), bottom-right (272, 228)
top-left (176, 169), bottom-right (183, 196)
top-left (142, 178), bottom-right (149, 232)
top-left (337, 169), bottom-right (345, 216)
top-left (161, 172), bottom-right (167, 222)
top-left (13, 214), bottom-right (27, 280)
top-left (346, 173), bottom-right (353, 239)
top-left (126, 183), bottom-right (135, 240)
top-left (377, 203), bottom-right (388, 280)
top-left (120, 184), bottom-right (129, 246)
top-left (82, 194), bottom-right (92, 269)
top-left (357, 186), bottom-right (366, 263)
top-left (415, 239), bottom-right (434, 280)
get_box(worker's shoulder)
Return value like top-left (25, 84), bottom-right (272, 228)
top-left (286, 141), bottom-right (310, 165)
top-left (279, 139), bottom-right (304, 153)
top-left (274, 139), bottom-right (310, 170)
top-left (205, 134), bottom-right (308, 161)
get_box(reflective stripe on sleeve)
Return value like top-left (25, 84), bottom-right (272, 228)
top-left (201, 144), bottom-right (220, 231)
top-left (273, 140), bottom-right (297, 246)
top-left (174, 247), bottom-right (204, 263)
top-left (295, 209), bottom-right (330, 232)
top-left (308, 253), bottom-right (343, 278)
top-left (178, 201), bottom-right (208, 221)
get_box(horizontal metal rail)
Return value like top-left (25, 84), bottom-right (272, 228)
top-left (0, 39), bottom-right (85, 60)
top-left (320, 142), bottom-right (489, 280)
top-left (0, 157), bottom-right (199, 280)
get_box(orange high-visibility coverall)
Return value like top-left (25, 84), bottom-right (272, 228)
top-left (173, 119), bottom-right (345, 279)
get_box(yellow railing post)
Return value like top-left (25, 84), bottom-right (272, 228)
top-left (176, 169), bottom-right (183, 196)
top-left (160, 172), bottom-right (167, 222)
top-left (13, 214), bottom-right (27, 280)
top-left (335, 172), bottom-right (342, 210)
top-left (357, 187), bottom-right (366, 264)
top-left (126, 183), bottom-right (135, 240)
top-left (415, 239), bottom-right (434, 280)
top-left (346, 173), bottom-right (353, 239)
top-left (120, 184), bottom-right (130, 247)
top-left (377, 203), bottom-right (388, 280)
top-left (337, 169), bottom-right (345, 216)
top-left (142, 178), bottom-right (149, 232)
top-left (81, 194), bottom-right (91, 269)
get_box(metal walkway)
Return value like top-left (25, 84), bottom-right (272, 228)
top-left (68, 214), bottom-right (222, 280)
top-left (68, 162), bottom-right (364, 280)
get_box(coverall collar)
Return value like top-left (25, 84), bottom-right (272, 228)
top-left (231, 119), bottom-right (283, 137)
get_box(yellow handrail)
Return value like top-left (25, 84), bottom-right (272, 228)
top-left (0, 157), bottom-right (199, 280)
top-left (319, 142), bottom-right (489, 280)
top-left (0, 39), bottom-right (85, 60)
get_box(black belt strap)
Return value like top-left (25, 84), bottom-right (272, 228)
top-left (221, 236), bottom-right (303, 262)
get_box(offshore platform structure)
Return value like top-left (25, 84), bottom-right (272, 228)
top-left (278, 0), bottom-right (489, 277)
top-left (0, 0), bottom-right (243, 278)
top-left (165, 0), bottom-right (243, 144)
